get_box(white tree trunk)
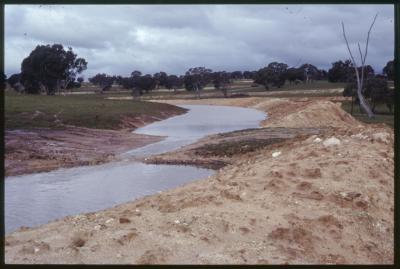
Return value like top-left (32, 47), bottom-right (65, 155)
top-left (341, 15), bottom-right (377, 118)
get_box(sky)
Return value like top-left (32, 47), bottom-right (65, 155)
top-left (5, 4), bottom-right (394, 79)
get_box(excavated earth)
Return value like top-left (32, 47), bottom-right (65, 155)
top-left (5, 97), bottom-right (394, 264)
top-left (5, 110), bottom-right (185, 177)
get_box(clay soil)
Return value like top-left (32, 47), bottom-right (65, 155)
top-left (5, 111), bottom-right (184, 177)
top-left (5, 97), bottom-right (394, 264)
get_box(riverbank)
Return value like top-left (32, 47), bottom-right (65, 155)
top-left (5, 97), bottom-right (394, 264)
top-left (5, 92), bottom-right (187, 176)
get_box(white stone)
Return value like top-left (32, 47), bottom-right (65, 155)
top-left (272, 151), bottom-right (281, 158)
top-left (174, 220), bottom-right (180, 224)
top-left (323, 137), bottom-right (341, 147)
top-left (372, 132), bottom-right (390, 144)
top-left (313, 137), bottom-right (322, 143)
top-left (105, 218), bottom-right (114, 224)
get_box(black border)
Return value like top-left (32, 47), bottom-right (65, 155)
top-left (1, 0), bottom-right (398, 267)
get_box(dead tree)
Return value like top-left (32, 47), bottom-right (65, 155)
top-left (342, 14), bottom-right (377, 118)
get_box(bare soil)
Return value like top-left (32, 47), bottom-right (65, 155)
top-left (5, 111), bottom-right (183, 177)
top-left (5, 97), bottom-right (394, 264)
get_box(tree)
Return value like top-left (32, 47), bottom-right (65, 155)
top-left (342, 14), bottom-right (377, 118)
top-left (212, 71), bottom-right (231, 97)
top-left (230, 71), bottom-right (243, 80)
top-left (254, 62), bottom-right (288, 89)
top-left (136, 74), bottom-right (157, 93)
top-left (153, 72), bottom-right (168, 88)
top-left (328, 60), bottom-right (354, 82)
top-left (344, 77), bottom-right (393, 114)
top-left (165, 75), bottom-right (183, 92)
top-left (299, 63), bottom-right (320, 83)
top-left (1, 72), bottom-right (6, 90)
top-left (285, 67), bottom-right (304, 84)
top-left (184, 67), bottom-right (212, 98)
top-left (20, 44), bottom-right (87, 95)
top-left (383, 60), bottom-right (394, 81)
top-left (77, 77), bottom-right (84, 84)
top-left (89, 73), bottom-right (115, 93)
top-left (243, 71), bottom-right (255, 79)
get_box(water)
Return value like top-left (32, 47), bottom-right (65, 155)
top-left (5, 105), bottom-right (266, 234)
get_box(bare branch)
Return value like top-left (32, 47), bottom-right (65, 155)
top-left (358, 42), bottom-right (365, 91)
top-left (357, 43), bottom-right (364, 64)
top-left (341, 22), bottom-right (358, 68)
top-left (363, 13), bottom-right (378, 66)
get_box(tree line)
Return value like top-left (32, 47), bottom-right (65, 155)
top-left (3, 43), bottom-right (394, 103)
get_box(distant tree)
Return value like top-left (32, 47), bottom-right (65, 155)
top-left (20, 44), bottom-right (87, 95)
top-left (299, 63), bottom-right (320, 83)
top-left (212, 71), bottom-right (231, 97)
top-left (383, 60), bottom-right (394, 80)
top-left (344, 77), bottom-right (393, 114)
top-left (327, 60), bottom-right (354, 83)
top-left (8, 73), bottom-right (21, 87)
top-left (89, 73), bottom-right (115, 93)
top-left (184, 67), bottom-right (212, 98)
top-left (319, 69), bottom-right (328, 80)
top-left (243, 71), bottom-right (255, 79)
top-left (137, 74), bottom-right (157, 93)
top-left (165, 75), bottom-right (183, 92)
top-left (131, 70), bottom-right (142, 77)
top-left (230, 71), bottom-right (243, 80)
top-left (77, 77), bottom-right (84, 84)
top-left (254, 62), bottom-right (288, 89)
top-left (1, 72), bottom-right (6, 90)
top-left (153, 72), bottom-right (168, 88)
top-left (285, 67), bottom-right (304, 84)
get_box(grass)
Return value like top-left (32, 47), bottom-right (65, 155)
top-left (5, 90), bottom-right (185, 130)
top-left (194, 138), bottom-right (286, 157)
top-left (340, 100), bottom-right (394, 128)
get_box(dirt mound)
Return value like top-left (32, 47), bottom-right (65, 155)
top-left (264, 100), bottom-right (361, 128)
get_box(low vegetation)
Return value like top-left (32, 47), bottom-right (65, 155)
top-left (341, 100), bottom-right (394, 128)
top-left (5, 91), bottom-right (185, 130)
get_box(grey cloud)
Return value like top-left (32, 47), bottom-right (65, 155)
top-left (5, 4), bottom-right (394, 78)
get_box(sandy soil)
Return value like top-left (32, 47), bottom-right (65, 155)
top-left (5, 97), bottom-right (394, 264)
top-left (5, 110), bottom-right (184, 177)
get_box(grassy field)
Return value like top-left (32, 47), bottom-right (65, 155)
top-left (340, 100), bottom-right (394, 128)
top-left (5, 90), bottom-right (185, 130)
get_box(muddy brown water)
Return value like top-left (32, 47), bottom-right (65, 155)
top-left (5, 105), bottom-right (266, 233)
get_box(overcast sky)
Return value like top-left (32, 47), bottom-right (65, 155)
top-left (5, 4), bottom-right (394, 79)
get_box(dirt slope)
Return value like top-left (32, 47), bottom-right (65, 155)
top-left (5, 97), bottom-right (394, 264)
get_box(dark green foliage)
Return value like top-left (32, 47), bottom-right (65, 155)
top-left (184, 67), bottom-right (212, 92)
top-left (153, 72), bottom-right (168, 88)
top-left (1, 72), bottom-right (7, 90)
top-left (165, 75), bottom-right (183, 91)
top-left (89, 73), bottom-right (115, 92)
top-left (344, 77), bottom-right (393, 114)
top-left (328, 60), bottom-right (354, 82)
top-left (20, 44), bottom-right (87, 95)
top-left (254, 62), bottom-right (288, 89)
top-left (137, 74), bottom-right (157, 93)
top-left (383, 60), bottom-right (394, 80)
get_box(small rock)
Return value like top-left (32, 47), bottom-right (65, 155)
top-left (272, 151), bottom-right (281, 158)
top-left (119, 217), bottom-right (131, 224)
top-left (105, 218), bottom-right (114, 224)
top-left (323, 137), bottom-right (341, 147)
top-left (313, 137), bottom-right (322, 143)
top-left (372, 132), bottom-right (390, 144)
top-left (174, 220), bottom-right (180, 224)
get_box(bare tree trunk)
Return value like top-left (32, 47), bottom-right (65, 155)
top-left (342, 14), bottom-right (377, 118)
top-left (351, 94), bottom-right (354, 115)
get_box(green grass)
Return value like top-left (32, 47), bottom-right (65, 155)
top-left (340, 100), bottom-right (394, 128)
top-left (5, 91), bottom-right (185, 130)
